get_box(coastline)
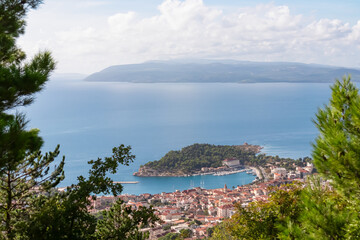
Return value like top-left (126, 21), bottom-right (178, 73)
top-left (248, 167), bottom-right (264, 181)
top-left (133, 166), bottom-right (258, 178)
top-left (122, 170), bottom-right (257, 195)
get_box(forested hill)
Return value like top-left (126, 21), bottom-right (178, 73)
top-left (136, 143), bottom-right (262, 176)
top-left (84, 60), bottom-right (360, 83)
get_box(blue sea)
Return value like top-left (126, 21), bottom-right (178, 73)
top-left (23, 79), bottom-right (333, 195)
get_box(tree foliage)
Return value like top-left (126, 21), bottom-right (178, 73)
top-left (0, 1), bottom-right (61, 239)
top-left (0, 51), bottom-right (56, 112)
top-left (310, 75), bottom-right (360, 238)
top-left (211, 183), bottom-right (302, 240)
top-left (0, 1), bottom-right (158, 239)
top-left (145, 143), bottom-right (310, 175)
top-left (313, 76), bottom-right (360, 199)
top-left (0, 0), bottom-right (44, 64)
top-left (290, 177), bottom-right (352, 240)
top-left (212, 76), bottom-right (360, 240)
top-left (146, 143), bottom-right (261, 174)
top-left (158, 233), bottom-right (180, 240)
top-left (94, 199), bottom-right (158, 240)
top-left (0, 0), bottom-right (55, 112)
top-left (15, 145), bottom-right (143, 240)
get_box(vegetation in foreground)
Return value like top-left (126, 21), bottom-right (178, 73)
top-left (210, 76), bottom-right (360, 240)
top-left (0, 1), bottom-right (158, 239)
top-left (1, 1), bottom-right (360, 240)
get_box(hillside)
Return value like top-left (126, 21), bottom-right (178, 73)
top-left (133, 143), bottom-right (263, 176)
top-left (84, 60), bottom-right (360, 83)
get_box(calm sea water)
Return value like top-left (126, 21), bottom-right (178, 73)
top-left (23, 79), bottom-right (333, 195)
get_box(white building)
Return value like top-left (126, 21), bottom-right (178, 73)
top-left (271, 167), bottom-right (287, 175)
top-left (222, 158), bottom-right (240, 167)
top-left (271, 167), bottom-right (287, 180)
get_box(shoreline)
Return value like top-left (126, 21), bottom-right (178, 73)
top-left (110, 171), bottom-right (265, 197)
top-left (133, 167), bottom-right (258, 178)
top-left (248, 167), bottom-right (264, 180)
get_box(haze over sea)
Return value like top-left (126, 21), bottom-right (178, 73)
top-left (24, 79), bottom-right (333, 195)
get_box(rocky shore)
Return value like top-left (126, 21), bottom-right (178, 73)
top-left (133, 166), bottom-right (187, 177)
top-left (133, 143), bottom-right (264, 177)
top-left (133, 165), bottom-right (257, 177)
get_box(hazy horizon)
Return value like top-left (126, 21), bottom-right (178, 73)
top-left (19, 0), bottom-right (360, 74)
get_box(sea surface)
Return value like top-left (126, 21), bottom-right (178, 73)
top-left (23, 79), bottom-right (334, 195)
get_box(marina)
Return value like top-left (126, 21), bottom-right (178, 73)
top-left (212, 168), bottom-right (255, 176)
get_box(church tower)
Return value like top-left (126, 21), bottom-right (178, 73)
top-left (224, 184), bottom-right (228, 193)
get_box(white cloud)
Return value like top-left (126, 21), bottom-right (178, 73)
top-left (19, 0), bottom-right (360, 73)
top-left (108, 12), bottom-right (138, 32)
top-left (305, 19), bottom-right (351, 41)
top-left (348, 21), bottom-right (360, 45)
top-left (75, 1), bottom-right (109, 8)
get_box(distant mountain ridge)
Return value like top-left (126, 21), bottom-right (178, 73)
top-left (84, 60), bottom-right (360, 83)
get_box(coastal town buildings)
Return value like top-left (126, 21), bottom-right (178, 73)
top-left (85, 161), bottom-right (314, 239)
top-left (222, 158), bottom-right (240, 167)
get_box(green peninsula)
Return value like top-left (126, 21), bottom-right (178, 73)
top-left (133, 143), bottom-right (263, 177)
top-left (134, 143), bottom-right (312, 177)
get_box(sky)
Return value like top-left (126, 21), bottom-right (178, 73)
top-left (18, 0), bottom-right (360, 74)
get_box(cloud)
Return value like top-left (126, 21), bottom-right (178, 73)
top-left (19, 0), bottom-right (360, 73)
top-left (108, 12), bottom-right (138, 32)
top-left (75, 1), bottom-right (109, 8)
top-left (348, 21), bottom-right (360, 44)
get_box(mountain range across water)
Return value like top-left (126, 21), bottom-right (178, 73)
top-left (83, 60), bottom-right (360, 83)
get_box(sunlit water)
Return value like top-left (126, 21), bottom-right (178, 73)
top-left (23, 79), bottom-right (333, 194)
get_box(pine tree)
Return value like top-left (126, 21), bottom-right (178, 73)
top-left (1, 2), bottom-right (159, 239)
top-left (311, 76), bottom-right (360, 239)
top-left (313, 75), bottom-right (360, 199)
top-left (0, 0), bottom-right (55, 112)
top-left (0, 1), bottom-right (63, 239)
top-left (0, 0), bottom-right (43, 65)
top-left (0, 113), bottom-right (64, 239)
top-left (295, 177), bottom-right (351, 240)
top-left (278, 76), bottom-right (360, 239)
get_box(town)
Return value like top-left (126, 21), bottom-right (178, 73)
top-left (87, 158), bottom-right (314, 239)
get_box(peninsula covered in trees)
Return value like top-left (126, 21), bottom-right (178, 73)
top-left (133, 143), bottom-right (310, 177)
